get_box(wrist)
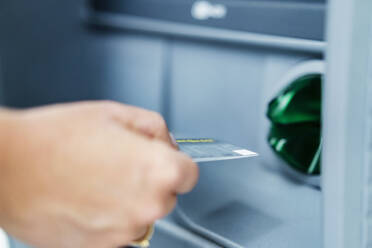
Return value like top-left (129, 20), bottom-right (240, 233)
top-left (0, 109), bottom-right (21, 227)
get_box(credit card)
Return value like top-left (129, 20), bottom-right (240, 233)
top-left (176, 138), bottom-right (258, 163)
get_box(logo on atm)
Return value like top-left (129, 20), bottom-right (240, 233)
top-left (191, 1), bottom-right (227, 20)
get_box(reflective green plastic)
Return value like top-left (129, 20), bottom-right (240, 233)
top-left (267, 74), bottom-right (321, 175)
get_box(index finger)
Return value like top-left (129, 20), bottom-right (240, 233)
top-left (103, 102), bottom-right (176, 148)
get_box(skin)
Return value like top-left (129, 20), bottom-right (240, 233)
top-left (0, 101), bottom-right (199, 248)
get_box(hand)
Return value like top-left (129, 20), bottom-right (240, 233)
top-left (0, 101), bottom-right (199, 248)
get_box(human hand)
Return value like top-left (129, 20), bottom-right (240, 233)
top-left (0, 101), bottom-right (198, 248)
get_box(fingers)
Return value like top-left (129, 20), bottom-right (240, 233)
top-left (133, 142), bottom-right (198, 224)
top-left (169, 133), bottom-right (179, 149)
top-left (130, 226), bottom-right (148, 242)
top-left (152, 145), bottom-right (199, 195)
top-left (55, 101), bottom-right (175, 148)
top-left (170, 153), bottom-right (199, 194)
top-left (95, 101), bottom-right (175, 147)
top-left (141, 194), bottom-right (178, 224)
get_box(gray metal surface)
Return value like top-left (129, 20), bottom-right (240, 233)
top-left (87, 13), bottom-right (325, 54)
top-left (322, 1), bottom-right (372, 248)
top-left (168, 40), bottom-right (319, 149)
top-left (177, 159), bottom-right (321, 248)
top-left (168, 38), bottom-right (322, 247)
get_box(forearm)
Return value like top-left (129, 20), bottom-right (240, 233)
top-left (0, 102), bottom-right (198, 248)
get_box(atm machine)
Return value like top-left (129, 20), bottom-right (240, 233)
top-left (0, 0), bottom-right (372, 247)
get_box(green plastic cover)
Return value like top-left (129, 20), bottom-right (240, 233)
top-left (267, 74), bottom-right (322, 175)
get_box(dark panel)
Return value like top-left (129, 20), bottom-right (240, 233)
top-left (0, 0), bottom-right (165, 111)
top-left (89, 0), bottom-right (326, 41)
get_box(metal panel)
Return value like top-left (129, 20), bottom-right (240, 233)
top-left (169, 39), bottom-right (322, 247)
top-left (323, 1), bottom-right (372, 248)
top-left (169, 40), bottom-right (264, 147)
top-left (87, 10), bottom-right (325, 54)
top-left (95, 34), bottom-right (167, 112)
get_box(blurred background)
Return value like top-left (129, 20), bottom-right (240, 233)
top-left (0, 1), bottom-right (331, 248)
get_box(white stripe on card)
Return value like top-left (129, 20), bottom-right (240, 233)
top-left (233, 149), bottom-right (258, 156)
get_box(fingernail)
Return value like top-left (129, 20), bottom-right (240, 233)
top-left (169, 132), bottom-right (179, 149)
